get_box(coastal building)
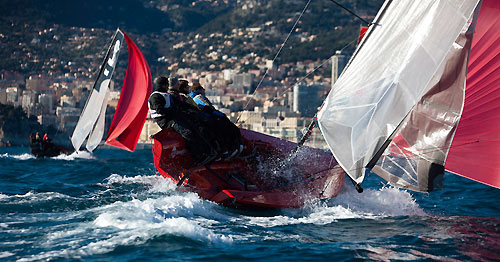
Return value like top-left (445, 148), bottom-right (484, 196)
top-left (0, 88), bottom-right (7, 104)
top-left (37, 114), bottom-right (57, 128)
top-left (60, 95), bottom-right (76, 107)
top-left (26, 75), bottom-right (48, 91)
top-left (38, 93), bottom-right (54, 114)
top-left (56, 106), bottom-right (81, 132)
top-left (292, 84), bottom-right (323, 117)
top-left (6, 87), bottom-right (20, 105)
top-left (331, 51), bottom-right (349, 88)
top-left (230, 73), bottom-right (253, 93)
top-left (21, 90), bottom-right (37, 114)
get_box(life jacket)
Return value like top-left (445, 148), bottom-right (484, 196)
top-left (190, 91), bottom-right (224, 118)
top-left (189, 91), bottom-right (210, 108)
top-left (148, 91), bottom-right (173, 119)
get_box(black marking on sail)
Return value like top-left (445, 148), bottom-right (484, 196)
top-left (93, 30), bottom-right (124, 93)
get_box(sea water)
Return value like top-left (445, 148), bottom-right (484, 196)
top-left (0, 147), bottom-right (498, 261)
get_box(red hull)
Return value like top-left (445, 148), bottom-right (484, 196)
top-left (152, 128), bottom-right (344, 209)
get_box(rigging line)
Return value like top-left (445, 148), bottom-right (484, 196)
top-left (327, 0), bottom-right (374, 26)
top-left (236, 0), bottom-right (313, 123)
top-left (268, 36), bottom-right (358, 104)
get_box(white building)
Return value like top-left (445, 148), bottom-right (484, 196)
top-left (331, 50), bottom-right (349, 88)
top-left (38, 93), bottom-right (53, 114)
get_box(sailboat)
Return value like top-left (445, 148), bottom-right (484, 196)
top-left (71, 28), bottom-right (343, 209)
top-left (77, 0), bottom-right (499, 209)
top-left (154, 0), bottom-right (500, 208)
top-left (317, 0), bottom-right (500, 192)
top-left (71, 29), bottom-right (152, 153)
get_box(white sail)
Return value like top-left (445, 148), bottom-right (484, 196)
top-left (372, 7), bottom-right (479, 192)
top-left (71, 30), bottom-right (124, 152)
top-left (71, 83), bottom-right (109, 151)
top-left (86, 86), bottom-right (110, 152)
top-left (317, 0), bottom-right (481, 184)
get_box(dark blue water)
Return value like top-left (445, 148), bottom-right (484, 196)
top-left (0, 147), bottom-right (499, 261)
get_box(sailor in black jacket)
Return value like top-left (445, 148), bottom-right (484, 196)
top-left (148, 76), bottom-right (174, 128)
top-left (148, 76), bottom-right (217, 165)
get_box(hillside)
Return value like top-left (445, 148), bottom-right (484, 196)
top-left (0, 0), bottom-right (384, 75)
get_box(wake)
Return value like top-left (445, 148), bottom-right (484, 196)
top-left (0, 153), bottom-right (35, 160)
top-left (51, 150), bottom-right (95, 160)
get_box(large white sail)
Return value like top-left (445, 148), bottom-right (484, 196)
top-left (71, 30), bottom-right (124, 152)
top-left (317, 0), bottom-right (481, 184)
top-left (372, 6), bottom-right (479, 192)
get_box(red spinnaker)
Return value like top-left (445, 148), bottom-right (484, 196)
top-left (105, 31), bottom-right (153, 151)
top-left (446, 0), bottom-right (500, 189)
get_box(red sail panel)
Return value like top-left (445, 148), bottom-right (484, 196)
top-left (358, 26), bottom-right (368, 44)
top-left (105, 31), bottom-right (153, 151)
top-left (446, 0), bottom-right (500, 189)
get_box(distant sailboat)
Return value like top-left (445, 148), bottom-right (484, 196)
top-left (318, 0), bottom-right (500, 192)
top-left (71, 29), bottom-right (152, 152)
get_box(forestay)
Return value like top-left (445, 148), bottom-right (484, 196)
top-left (317, 0), bottom-right (481, 185)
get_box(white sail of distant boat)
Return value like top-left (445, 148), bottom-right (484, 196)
top-left (71, 28), bottom-right (152, 153)
top-left (71, 29), bottom-right (123, 152)
top-left (317, 0), bottom-right (500, 191)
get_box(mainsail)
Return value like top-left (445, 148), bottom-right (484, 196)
top-left (317, 0), bottom-right (481, 187)
top-left (71, 29), bottom-right (152, 152)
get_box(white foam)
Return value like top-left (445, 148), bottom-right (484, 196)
top-left (8, 170), bottom-right (426, 261)
top-left (0, 191), bottom-right (76, 204)
top-left (102, 174), bottom-right (177, 193)
top-left (325, 181), bottom-right (426, 217)
top-left (0, 251), bottom-right (14, 259)
top-left (0, 153), bottom-right (35, 160)
top-left (238, 180), bottom-right (425, 228)
top-left (29, 193), bottom-right (233, 260)
top-left (52, 150), bottom-right (95, 160)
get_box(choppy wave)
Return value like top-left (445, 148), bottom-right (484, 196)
top-left (0, 191), bottom-right (78, 204)
top-left (8, 174), bottom-right (233, 261)
top-left (0, 150), bottom-right (94, 161)
top-left (2, 148), bottom-right (498, 261)
top-left (234, 181), bottom-right (425, 228)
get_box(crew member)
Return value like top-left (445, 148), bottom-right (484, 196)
top-left (178, 79), bottom-right (198, 108)
top-left (189, 82), bottom-right (242, 159)
top-left (148, 76), bottom-right (218, 165)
